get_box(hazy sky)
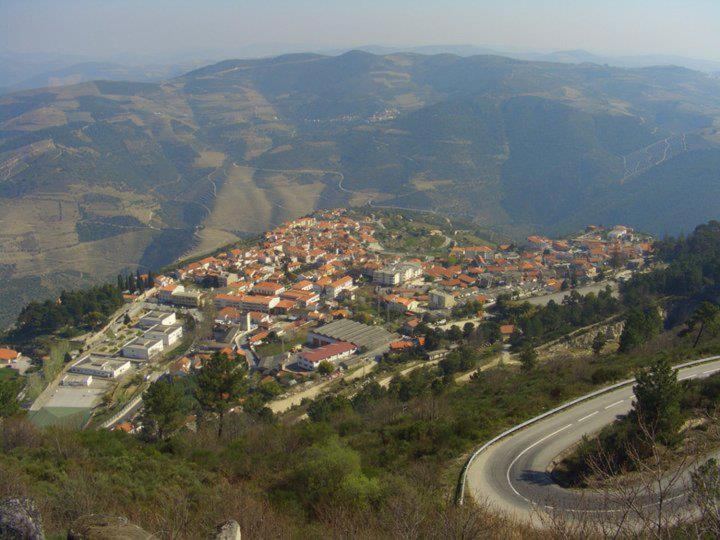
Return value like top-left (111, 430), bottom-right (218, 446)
top-left (2, 0), bottom-right (720, 61)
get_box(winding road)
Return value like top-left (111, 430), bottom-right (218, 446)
top-left (463, 357), bottom-right (720, 521)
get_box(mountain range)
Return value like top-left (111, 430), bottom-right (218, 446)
top-left (2, 50), bottom-right (720, 325)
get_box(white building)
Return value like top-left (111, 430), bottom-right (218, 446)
top-left (158, 284), bottom-right (202, 307)
top-left (144, 324), bottom-right (184, 347)
top-left (122, 336), bottom-right (165, 360)
top-left (429, 290), bottom-right (456, 310)
top-left (297, 341), bottom-right (357, 371)
top-left (69, 356), bottom-right (131, 379)
top-left (61, 374), bottom-right (93, 386)
top-left (373, 262), bottom-right (422, 286)
top-left (138, 310), bottom-right (177, 329)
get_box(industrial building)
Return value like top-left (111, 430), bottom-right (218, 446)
top-left (307, 319), bottom-right (397, 350)
top-left (297, 341), bottom-right (357, 370)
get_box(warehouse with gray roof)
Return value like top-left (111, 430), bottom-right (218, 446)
top-left (307, 319), bottom-right (398, 350)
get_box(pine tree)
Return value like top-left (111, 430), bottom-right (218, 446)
top-left (632, 358), bottom-right (682, 445)
top-left (142, 378), bottom-right (190, 441)
top-left (519, 344), bottom-right (538, 372)
top-left (194, 352), bottom-right (247, 438)
top-left (689, 301), bottom-right (720, 348)
top-left (592, 332), bottom-right (607, 355)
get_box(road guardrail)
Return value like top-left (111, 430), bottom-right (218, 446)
top-left (455, 354), bottom-right (720, 505)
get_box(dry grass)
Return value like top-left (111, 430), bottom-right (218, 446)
top-left (193, 150), bottom-right (226, 168)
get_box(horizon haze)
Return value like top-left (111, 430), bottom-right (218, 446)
top-left (2, 0), bottom-right (720, 63)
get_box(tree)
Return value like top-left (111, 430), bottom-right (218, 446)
top-left (632, 358), bottom-right (682, 445)
top-left (610, 249), bottom-right (624, 269)
top-left (463, 322), bottom-right (475, 338)
top-left (618, 305), bottom-right (662, 353)
top-left (142, 378), bottom-right (190, 440)
top-left (519, 345), bottom-right (538, 372)
top-left (294, 436), bottom-right (379, 508)
top-left (591, 332), bottom-right (607, 356)
top-left (690, 458), bottom-right (720, 536)
top-left (0, 377), bottom-right (21, 418)
top-left (689, 301), bottom-right (720, 348)
top-left (257, 379), bottom-right (282, 401)
top-left (317, 361), bottom-right (335, 376)
top-left (447, 325), bottom-right (463, 342)
top-left (194, 352), bottom-right (247, 438)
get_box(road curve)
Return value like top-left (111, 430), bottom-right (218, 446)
top-left (463, 357), bottom-right (720, 521)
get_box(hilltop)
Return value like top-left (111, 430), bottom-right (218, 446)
top-left (3, 51), bottom-right (720, 324)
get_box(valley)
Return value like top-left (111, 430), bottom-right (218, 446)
top-left (2, 51), bottom-right (720, 326)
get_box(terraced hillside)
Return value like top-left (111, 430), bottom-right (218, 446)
top-left (2, 51), bottom-right (720, 325)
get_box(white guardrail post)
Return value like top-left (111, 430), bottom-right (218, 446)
top-left (455, 354), bottom-right (720, 505)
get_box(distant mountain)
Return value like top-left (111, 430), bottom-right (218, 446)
top-left (0, 59), bottom-right (214, 92)
top-left (8, 61), bottom-right (209, 91)
top-left (0, 52), bottom-right (87, 88)
top-left (2, 50), bottom-right (720, 324)
top-left (344, 45), bottom-right (720, 72)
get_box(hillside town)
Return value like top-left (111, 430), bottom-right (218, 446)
top-left (1, 208), bottom-right (652, 429)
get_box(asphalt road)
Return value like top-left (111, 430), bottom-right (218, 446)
top-left (464, 358), bottom-right (720, 521)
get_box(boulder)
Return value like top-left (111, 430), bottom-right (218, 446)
top-left (0, 497), bottom-right (45, 539)
top-left (213, 519), bottom-right (241, 540)
top-left (68, 515), bottom-right (156, 539)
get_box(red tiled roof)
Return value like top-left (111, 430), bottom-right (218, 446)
top-left (0, 348), bottom-right (19, 361)
top-left (300, 341), bottom-right (356, 364)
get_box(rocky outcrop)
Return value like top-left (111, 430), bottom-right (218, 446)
top-left (0, 498), bottom-right (45, 539)
top-left (67, 515), bottom-right (156, 540)
top-left (1, 499), bottom-right (241, 540)
top-left (213, 520), bottom-right (241, 540)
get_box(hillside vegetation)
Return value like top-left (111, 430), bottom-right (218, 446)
top-left (3, 52), bottom-right (720, 324)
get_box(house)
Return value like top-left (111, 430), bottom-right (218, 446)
top-left (429, 290), bottom-right (456, 310)
top-left (170, 288), bottom-right (203, 308)
top-left (159, 284), bottom-right (203, 307)
top-left (252, 281), bottom-right (286, 296)
top-left (373, 262), bottom-right (422, 285)
top-left (280, 289), bottom-right (320, 308)
top-left (169, 357), bottom-right (192, 376)
top-left (157, 284), bottom-right (181, 303)
top-left (297, 341), bottom-right (357, 370)
top-left (292, 280), bottom-right (314, 291)
top-left (500, 324), bottom-right (516, 340)
top-left (217, 272), bottom-right (240, 287)
top-left (0, 348), bottom-right (20, 365)
top-left (214, 293), bottom-right (245, 309)
top-left (325, 276), bottom-right (354, 298)
top-left (248, 331), bottom-right (270, 346)
top-left (240, 295), bottom-right (280, 313)
top-left (384, 294), bottom-right (419, 313)
top-left (248, 311), bottom-right (272, 325)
